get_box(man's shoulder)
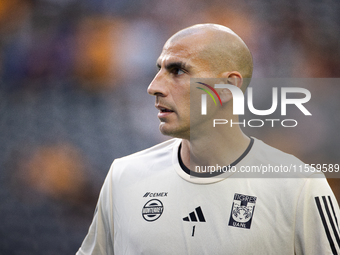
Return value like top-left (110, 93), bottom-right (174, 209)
top-left (114, 138), bottom-right (180, 165)
top-left (249, 137), bottom-right (323, 178)
top-left (103, 139), bottom-right (181, 184)
top-left (252, 137), bottom-right (303, 165)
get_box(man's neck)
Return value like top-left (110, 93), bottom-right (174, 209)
top-left (180, 125), bottom-right (250, 173)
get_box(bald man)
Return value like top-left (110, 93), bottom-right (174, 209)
top-left (77, 24), bottom-right (340, 255)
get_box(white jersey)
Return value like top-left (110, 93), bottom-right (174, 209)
top-left (77, 138), bottom-right (340, 255)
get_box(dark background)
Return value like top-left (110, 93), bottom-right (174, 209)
top-left (0, 0), bottom-right (339, 254)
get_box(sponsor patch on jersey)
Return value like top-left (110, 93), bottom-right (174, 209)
top-left (143, 192), bottom-right (168, 198)
top-left (142, 199), bottom-right (164, 222)
top-left (228, 193), bottom-right (257, 229)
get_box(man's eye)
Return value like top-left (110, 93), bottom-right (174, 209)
top-left (173, 68), bottom-right (185, 75)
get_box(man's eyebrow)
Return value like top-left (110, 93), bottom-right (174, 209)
top-left (156, 61), bottom-right (191, 71)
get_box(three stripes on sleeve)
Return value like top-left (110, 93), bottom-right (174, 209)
top-left (315, 196), bottom-right (340, 254)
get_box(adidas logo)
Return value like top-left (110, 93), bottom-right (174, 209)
top-left (183, 206), bottom-right (206, 222)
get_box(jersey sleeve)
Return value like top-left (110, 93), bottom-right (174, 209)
top-left (76, 165), bottom-right (115, 255)
top-left (294, 175), bottom-right (340, 255)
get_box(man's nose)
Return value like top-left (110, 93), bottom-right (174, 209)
top-left (147, 72), bottom-right (167, 97)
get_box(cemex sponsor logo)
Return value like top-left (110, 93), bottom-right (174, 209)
top-left (196, 82), bottom-right (312, 128)
top-left (143, 192), bottom-right (168, 198)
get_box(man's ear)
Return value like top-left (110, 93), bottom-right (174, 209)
top-left (223, 72), bottom-right (243, 89)
top-left (219, 87), bottom-right (233, 104)
top-left (218, 72), bottom-right (243, 104)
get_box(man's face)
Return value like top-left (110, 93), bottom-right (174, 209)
top-left (147, 35), bottom-right (214, 139)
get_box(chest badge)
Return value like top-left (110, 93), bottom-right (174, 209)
top-left (142, 199), bottom-right (164, 222)
top-left (228, 193), bottom-right (257, 229)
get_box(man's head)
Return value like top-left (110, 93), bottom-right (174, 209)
top-left (168, 24), bottom-right (253, 88)
top-left (147, 23), bottom-right (253, 139)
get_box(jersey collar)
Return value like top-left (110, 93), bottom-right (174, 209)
top-left (173, 138), bottom-right (254, 184)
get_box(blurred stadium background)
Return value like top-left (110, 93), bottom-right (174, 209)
top-left (0, 0), bottom-right (339, 254)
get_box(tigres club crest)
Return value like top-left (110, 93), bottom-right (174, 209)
top-left (228, 193), bottom-right (257, 229)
